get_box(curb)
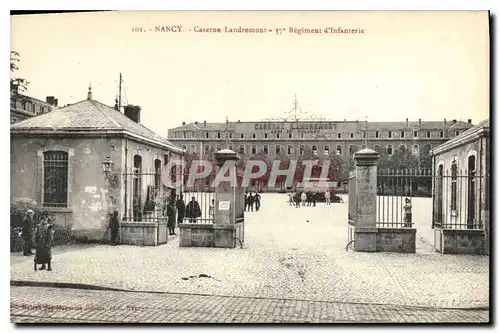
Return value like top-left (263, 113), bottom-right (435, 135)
top-left (10, 280), bottom-right (490, 312)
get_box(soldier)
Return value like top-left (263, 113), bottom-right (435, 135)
top-left (109, 208), bottom-right (120, 245)
top-left (403, 198), bottom-right (412, 227)
top-left (167, 197), bottom-right (177, 235)
top-left (22, 209), bottom-right (35, 256)
top-left (254, 193), bottom-right (261, 211)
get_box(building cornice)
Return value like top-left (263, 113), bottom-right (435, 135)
top-left (10, 128), bottom-right (185, 155)
top-left (431, 127), bottom-right (489, 156)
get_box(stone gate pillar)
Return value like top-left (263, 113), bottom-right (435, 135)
top-left (212, 148), bottom-right (240, 247)
top-left (353, 148), bottom-right (380, 252)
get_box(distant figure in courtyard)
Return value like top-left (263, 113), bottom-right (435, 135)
top-left (34, 216), bottom-right (55, 271)
top-left (311, 192), bottom-right (317, 207)
top-left (209, 199), bottom-right (215, 218)
top-left (325, 191), bottom-right (331, 205)
top-left (22, 209), bottom-right (35, 256)
top-left (247, 193), bottom-right (255, 212)
top-left (109, 208), bottom-right (120, 245)
top-left (403, 198), bottom-right (412, 227)
top-left (254, 192), bottom-right (261, 211)
top-left (244, 192), bottom-right (248, 211)
top-left (167, 197), bottom-right (177, 235)
top-left (185, 196), bottom-right (202, 223)
top-left (176, 196), bottom-right (185, 224)
top-left (306, 192), bottom-right (312, 206)
top-left (294, 192), bottom-right (301, 208)
top-left (288, 192), bottom-right (294, 206)
top-left (301, 192), bottom-right (307, 206)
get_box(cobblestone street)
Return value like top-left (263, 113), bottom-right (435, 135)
top-left (10, 194), bottom-right (490, 315)
top-left (10, 286), bottom-right (489, 323)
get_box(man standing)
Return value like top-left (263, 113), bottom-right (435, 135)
top-left (254, 192), bottom-right (261, 211)
top-left (185, 196), bottom-right (202, 223)
top-left (325, 190), bottom-right (331, 206)
top-left (247, 193), bottom-right (255, 212)
top-left (22, 209), bottom-right (35, 256)
top-left (301, 192), bottom-right (307, 207)
top-left (109, 208), bottom-right (120, 245)
top-left (244, 192), bottom-right (248, 211)
top-left (167, 197), bottom-right (177, 235)
top-left (176, 196), bottom-right (186, 224)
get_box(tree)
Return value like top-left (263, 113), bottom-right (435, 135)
top-left (10, 51), bottom-right (29, 93)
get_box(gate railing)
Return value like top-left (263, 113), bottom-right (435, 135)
top-left (182, 191), bottom-right (216, 224)
top-left (432, 168), bottom-right (483, 230)
top-left (376, 169), bottom-right (432, 228)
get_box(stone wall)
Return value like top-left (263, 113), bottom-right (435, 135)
top-left (376, 228), bottom-right (416, 253)
top-left (120, 222), bottom-right (159, 246)
top-left (435, 228), bottom-right (486, 255)
top-left (179, 224), bottom-right (236, 248)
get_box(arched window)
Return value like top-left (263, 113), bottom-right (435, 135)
top-left (43, 151), bottom-right (69, 207)
top-left (467, 154), bottom-right (477, 228)
top-left (251, 145), bottom-right (256, 155)
top-left (154, 159), bottom-right (162, 191)
top-left (133, 155), bottom-right (143, 215)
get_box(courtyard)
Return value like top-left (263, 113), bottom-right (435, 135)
top-left (10, 193), bottom-right (489, 309)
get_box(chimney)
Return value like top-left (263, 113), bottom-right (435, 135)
top-left (419, 118), bottom-right (421, 126)
top-left (87, 83), bottom-right (93, 100)
top-left (444, 118), bottom-right (447, 125)
top-left (46, 96), bottom-right (55, 105)
top-left (204, 120), bottom-right (206, 126)
top-left (406, 118), bottom-right (408, 127)
top-left (54, 98), bottom-right (58, 107)
top-left (124, 105), bottom-right (141, 123)
top-left (468, 119), bottom-right (472, 124)
top-left (182, 121), bottom-right (186, 125)
top-left (453, 119), bottom-right (457, 124)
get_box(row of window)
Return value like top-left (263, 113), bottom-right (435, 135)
top-left (12, 99), bottom-right (51, 115)
top-left (173, 129), bottom-right (461, 140)
top-left (182, 143), bottom-right (426, 157)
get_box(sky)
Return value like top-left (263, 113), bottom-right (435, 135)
top-left (10, 11), bottom-right (489, 138)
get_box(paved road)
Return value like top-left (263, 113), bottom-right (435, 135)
top-left (10, 194), bottom-right (489, 309)
top-left (10, 286), bottom-right (489, 323)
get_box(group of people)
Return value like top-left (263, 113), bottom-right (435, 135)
top-left (288, 191), bottom-right (332, 207)
top-left (21, 209), bottom-right (55, 271)
top-left (244, 192), bottom-right (261, 212)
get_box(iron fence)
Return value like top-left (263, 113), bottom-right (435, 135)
top-left (181, 191), bottom-right (216, 224)
top-left (432, 167), bottom-right (483, 230)
top-left (376, 169), bottom-right (432, 228)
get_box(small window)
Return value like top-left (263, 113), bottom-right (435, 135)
top-left (229, 133), bottom-right (233, 139)
top-left (264, 133), bottom-right (268, 139)
top-left (350, 133), bottom-right (354, 139)
top-left (205, 132), bottom-right (209, 139)
top-left (337, 133), bottom-right (342, 139)
top-left (388, 131), bottom-right (392, 138)
top-left (414, 131), bottom-right (418, 138)
top-left (426, 131), bottom-right (431, 138)
top-left (375, 131), bottom-right (379, 138)
top-left (183, 132), bottom-right (187, 138)
top-left (336, 146), bottom-right (342, 155)
top-left (387, 145), bottom-right (393, 155)
top-left (324, 146), bottom-right (329, 155)
top-left (217, 132), bottom-right (221, 139)
top-left (455, 130), bottom-right (460, 136)
top-left (287, 146), bottom-right (292, 155)
top-left (440, 131), bottom-right (444, 138)
top-left (288, 133), bottom-right (292, 139)
top-left (276, 133), bottom-right (280, 139)
top-left (401, 131), bottom-right (405, 138)
top-left (275, 145), bottom-right (280, 154)
top-left (240, 133), bottom-right (244, 139)
top-left (251, 145), bottom-right (256, 154)
top-left (263, 145), bottom-right (269, 154)
top-left (412, 145), bottom-right (419, 156)
top-left (312, 145), bottom-right (317, 155)
top-left (252, 133), bottom-right (256, 139)
top-left (43, 151), bottom-right (69, 207)
top-left (204, 145), bottom-right (210, 154)
top-left (299, 145), bottom-right (304, 155)
top-left (363, 131), bottom-right (367, 138)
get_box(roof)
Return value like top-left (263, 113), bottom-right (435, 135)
top-left (431, 118), bottom-right (489, 155)
top-left (10, 99), bottom-right (184, 153)
top-left (169, 120), bottom-right (474, 132)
